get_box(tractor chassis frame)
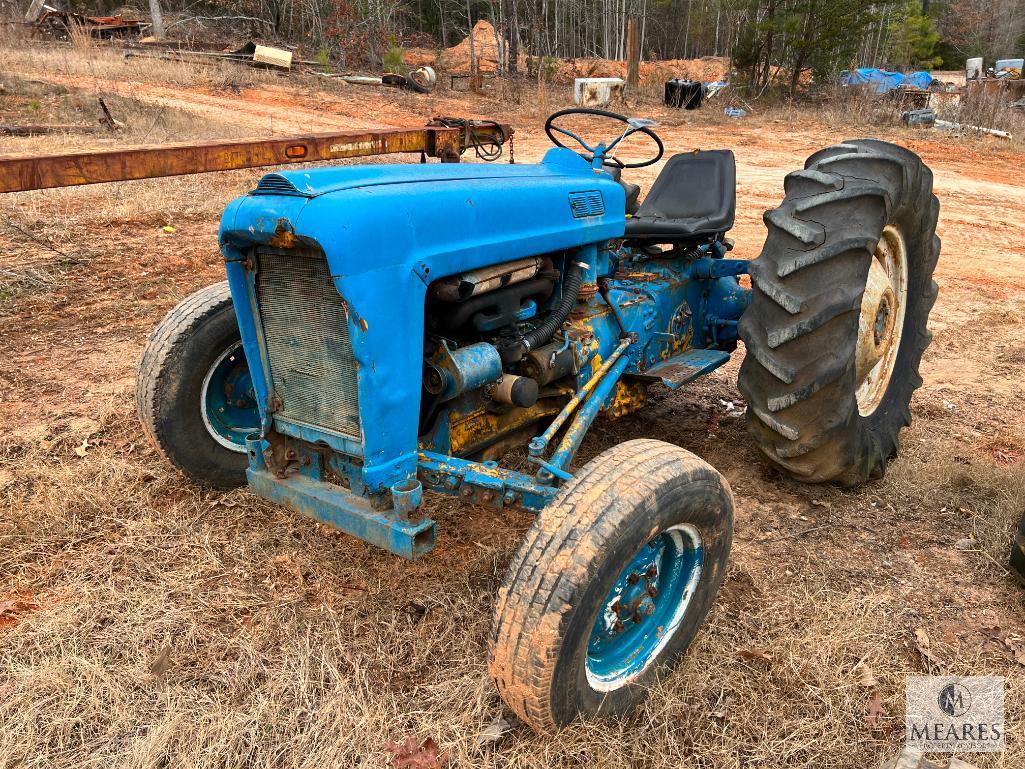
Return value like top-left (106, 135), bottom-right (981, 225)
top-left (238, 255), bottom-right (750, 560)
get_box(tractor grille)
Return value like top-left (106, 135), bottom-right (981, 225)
top-left (255, 248), bottom-right (361, 439)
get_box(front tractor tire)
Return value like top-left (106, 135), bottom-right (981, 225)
top-left (739, 139), bottom-right (940, 485)
top-left (489, 439), bottom-right (733, 731)
top-left (137, 282), bottom-right (258, 489)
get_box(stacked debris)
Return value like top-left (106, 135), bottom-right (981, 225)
top-left (26, 2), bottom-right (148, 39)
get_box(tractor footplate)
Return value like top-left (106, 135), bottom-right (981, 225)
top-left (639, 349), bottom-right (731, 389)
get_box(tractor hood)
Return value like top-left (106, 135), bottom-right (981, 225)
top-left (245, 148), bottom-right (600, 198)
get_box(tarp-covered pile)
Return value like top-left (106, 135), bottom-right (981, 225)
top-left (839, 68), bottom-right (933, 93)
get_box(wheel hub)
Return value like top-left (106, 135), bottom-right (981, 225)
top-left (855, 225), bottom-right (908, 416)
top-left (201, 341), bottom-right (259, 453)
top-left (585, 524), bottom-right (703, 692)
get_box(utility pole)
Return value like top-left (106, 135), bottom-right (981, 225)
top-left (148, 0), bottom-right (165, 38)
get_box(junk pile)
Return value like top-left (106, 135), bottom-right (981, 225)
top-left (125, 41), bottom-right (438, 93)
top-left (318, 66), bottom-right (437, 94)
top-left (28, 6), bottom-right (148, 39)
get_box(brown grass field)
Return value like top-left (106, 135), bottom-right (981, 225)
top-left (1, 36), bottom-right (1024, 769)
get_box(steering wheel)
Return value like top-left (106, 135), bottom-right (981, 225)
top-left (545, 108), bottom-right (664, 168)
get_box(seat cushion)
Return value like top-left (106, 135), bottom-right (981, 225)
top-left (624, 150), bottom-right (736, 243)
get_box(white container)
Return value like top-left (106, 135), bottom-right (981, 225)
top-left (573, 78), bottom-right (625, 107)
top-left (966, 57), bottom-right (983, 80)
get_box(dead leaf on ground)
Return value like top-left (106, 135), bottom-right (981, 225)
top-left (385, 735), bottom-right (446, 769)
top-left (0, 593), bottom-right (38, 631)
top-left (148, 645), bottom-right (173, 677)
top-left (474, 715), bottom-right (512, 750)
top-left (1003, 635), bottom-right (1025, 667)
top-left (855, 661), bottom-right (878, 688)
top-left (913, 627), bottom-right (941, 672)
top-left (738, 647), bottom-right (772, 663)
top-left (271, 554), bottom-right (304, 586)
top-left (0, 596), bottom-right (36, 618)
top-left (865, 689), bottom-right (886, 732)
top-left (73, 438), bottom-right (92, 458)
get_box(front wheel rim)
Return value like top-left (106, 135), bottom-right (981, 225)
top-left (855, 225), bottom-right (909, 416)
top-left (200, 341), bottom-right (259, 453)
top-left (585, 524), bottom-right (704, 692)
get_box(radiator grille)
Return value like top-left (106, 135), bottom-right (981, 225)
top-left (568, 190), bottom-right (605, 218)
top-left (256, 248), bottom-right (361, 439)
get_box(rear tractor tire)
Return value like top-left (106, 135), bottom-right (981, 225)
top-left (1010, 513), bottom-right (1025, 588)
top-left (739, 139), bottom-right (940, 485)
top-left (137, 282), bottom-right (258, 489)
top-left (489, 439), bottom-right (733, 731)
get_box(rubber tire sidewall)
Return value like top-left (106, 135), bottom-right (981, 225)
top-left (550, 469), bottom-right (732, 723)
top-left (140, 291), bottom-right (249, 488)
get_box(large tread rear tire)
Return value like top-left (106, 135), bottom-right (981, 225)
top-left (489, 439), bottom-right (733, 731)
top-left (136, 282), bottom-right (250, 489)
top-left (1011, 513), bottom-right (1025, 588)
top-left (738, 139), bottom-right (940, 485)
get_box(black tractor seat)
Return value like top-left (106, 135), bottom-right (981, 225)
top-left (624, 150), bottom-right (736, 244)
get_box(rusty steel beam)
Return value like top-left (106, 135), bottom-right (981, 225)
top-left (0, 123), bottom-right (512, 194)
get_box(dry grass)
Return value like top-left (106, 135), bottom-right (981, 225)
top-left (1, 36), bottom-right (1025, 769)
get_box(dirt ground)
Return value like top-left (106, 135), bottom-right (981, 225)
top-left (1, 40), bottom-right (1024, 769)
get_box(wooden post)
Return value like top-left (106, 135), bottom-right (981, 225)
top-left (625, 16), bottom-right (640, 89)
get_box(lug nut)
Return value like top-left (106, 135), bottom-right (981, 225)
top-left (613, 620), bottom-right (625, 633)
top-left (647, 585), bottom-right (659, 598)
top-left (627, 572), bottom-right (639, 585)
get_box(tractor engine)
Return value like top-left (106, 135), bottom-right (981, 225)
top-left (418, 245), bottom-right (746, 462)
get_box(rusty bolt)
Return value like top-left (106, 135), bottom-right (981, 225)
top-left (646, 564), bottom-right (657, 577)
top-left (300, 456), bottom-right (311, 467)
top-left (632, 611), bottom-right (643, 624)
top-left (613, 620), bottom-right (625, 633)
top-left (285, 448), bottom-right (297, 460)
top-left (647, 585), bottom-right (659, 598)
top-left (481, 490), bottom-right (495, 503)
top-left (627, 572), bottom-right (640, 585)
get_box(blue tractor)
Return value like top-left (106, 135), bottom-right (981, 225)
top-left (138, 109), bottom-right (939, 730)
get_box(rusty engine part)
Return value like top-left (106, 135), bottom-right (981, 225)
top-left (430, 257), bottom-right (546, 301)
top-left (490, 374), bottom-right (539, 408)
top-left (522, 337), bottom-right (578, 386)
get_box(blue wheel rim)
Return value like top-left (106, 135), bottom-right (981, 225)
top-left (201, 341), bottom-right (259, 453)
top-left (586, 524), bottom-right (704, 691)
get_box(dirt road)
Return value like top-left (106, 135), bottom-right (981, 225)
top-left (1, 52), bottom-right (1023, 768)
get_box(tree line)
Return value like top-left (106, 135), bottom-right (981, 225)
top-left (16, 0), bottom-right (1025, 84)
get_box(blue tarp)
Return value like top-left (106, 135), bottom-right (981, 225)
top-left (839, 68), bottom-right (933, 93)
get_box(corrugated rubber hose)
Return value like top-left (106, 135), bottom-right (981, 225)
top-left (522, 260), bottom-right (582, 354)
